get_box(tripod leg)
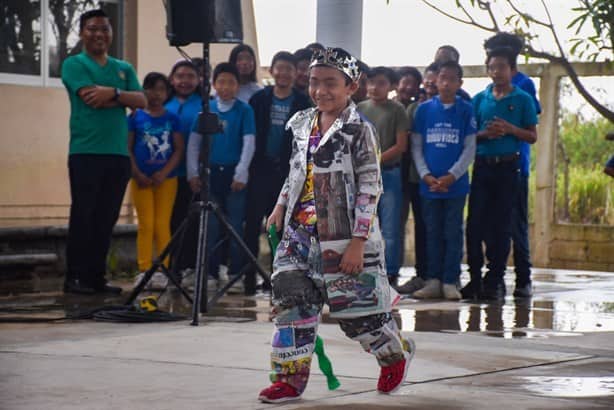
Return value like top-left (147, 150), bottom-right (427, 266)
top-left (191, 201), bottom-right (210, 324)
top-left (208, 202), bottom-right (271, 285)
top-left (124, 217), bottom-right (193, 306)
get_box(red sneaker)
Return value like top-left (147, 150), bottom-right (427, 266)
top-left (258, 382), bottom-right (301, 404)
top-left (377, 338), bottom-right (415, 394)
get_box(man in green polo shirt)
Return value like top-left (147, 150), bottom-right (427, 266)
top-left (61, 9), bottom-right (146, 295)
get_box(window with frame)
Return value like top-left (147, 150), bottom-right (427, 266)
top-left (0, 0), bottom-right (122, 86)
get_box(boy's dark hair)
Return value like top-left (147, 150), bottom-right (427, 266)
top-left (437, 60), bottom-right (463, 80)
top-left (424, 62), bottom-right (440, 75)
top-left (486, 46), bottom-right (517, 70)
top-left (366, 66), bottom-right (399, 85)
top-left (436, 45), bottom-right (460, 62)
top-left (143, 72), bottom-right (171, 91)
top-left (484, 32), bottom-right (523, 56)
top-left (397, 66), bottom-right (422, 85)
top-left (213, 62), bottom-right (240, 83)
top-left (229, 44), bottom-right (257, 82)
top-left (79, 9), bottom-right (108, 32)
top-left (357, 59), bottom-right (370, 77)
top-left (169, 60), bottom-right (198, 78)
top-left (306, 42), bottom-right (325, 52)
top-left (294, 48), bottom-right (313, 62)
top-left (271, 51), bottom-right (296, 68)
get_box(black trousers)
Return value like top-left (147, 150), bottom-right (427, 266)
top-left (65, 154), bottom-right (131, 287)
top-left (243, 166), bottom-right (286, 292)
top-left (170, 176), bottom-right (199, 272)
top-left (400, 182), bottom-right (427, 278)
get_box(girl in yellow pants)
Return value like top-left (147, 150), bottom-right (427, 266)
top-left (128, 72), bottom-right (184, 285)
top-left (131, 177), bottom-right (178, 270)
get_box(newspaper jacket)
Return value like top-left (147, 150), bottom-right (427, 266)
top-left (274, 102), bottom-right (392, 318)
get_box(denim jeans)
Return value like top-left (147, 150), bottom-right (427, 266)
top-left (511, 174), bottom-right (532, 286)
top-left (466, 159), bottom-right (520, 287)
top-left (378, 166), bottom-right (402, 277)
top-left (421, 196), bottom-right (466, 284)
top-left (206, 165), bottom-right (247, 278)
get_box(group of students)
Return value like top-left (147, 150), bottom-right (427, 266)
top-left (349, 34), bottom-right (540, 303)
top-left (62, 8), bottom-right (545, 403)
top-left (128, 33), bottom-right (541, 305)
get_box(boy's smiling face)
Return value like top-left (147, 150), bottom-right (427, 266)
top-left (367, 74), bottom-right (392, 103)
top-left (270, 59), bottom-right (296, 89)
top-left (423, 70), bottom-right (438, 98)
top-left (309, 66), bottom-right (357, 115)
top-left (397, 75), bottom-right (420, 103)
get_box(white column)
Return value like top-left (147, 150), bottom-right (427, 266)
top-left (316, 0), bottom-right (363, 58)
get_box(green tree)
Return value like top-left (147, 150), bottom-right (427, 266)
top-left (419, 0), bottom-right (614, 122)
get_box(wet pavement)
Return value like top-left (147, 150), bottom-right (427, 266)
top-left (1, 266), bottom-right (614, 409)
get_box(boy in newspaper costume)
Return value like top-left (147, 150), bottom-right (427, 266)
top-left (258, 47), bottom-right (415, 404)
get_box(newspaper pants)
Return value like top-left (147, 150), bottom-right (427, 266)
top-left (269, 269), bottom-right (405, 394)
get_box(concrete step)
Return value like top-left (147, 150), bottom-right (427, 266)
top-left (0, 253), bottom-right (58, 267)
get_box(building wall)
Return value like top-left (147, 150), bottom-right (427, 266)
top-left (0, 0), bottom-right (258, 226)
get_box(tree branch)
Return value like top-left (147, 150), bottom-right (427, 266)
top-left (479, 0), bottom-right (500, 31)
top-left (422, 0), bottom-right (497, 32)
top-left (539, 0), bottom-right (567, 58)
top-left (525, 45), bottom-right (614, 122)
top-left (506, 0), bottom-right (551, 29)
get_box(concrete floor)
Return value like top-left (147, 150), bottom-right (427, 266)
top-left (1, 268), bottom-right (614, 409)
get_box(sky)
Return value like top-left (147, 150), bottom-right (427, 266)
top-left (252, 0), bottom-right (613, 118)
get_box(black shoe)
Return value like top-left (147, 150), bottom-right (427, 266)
top-left (481, 282), bottom-right (506, 301)
top-left (513, 282), bottom-right (533, 298)
top-left (388, 276), bottom-right (399, 287)
top-left (460, 280), bottom-right (482, 300)
top-left (63, 279), bottom-right (96, 295)
top-left (93, 283), bottom-right (123, 295)
top-left (244, 287), bottom-right (257, 296)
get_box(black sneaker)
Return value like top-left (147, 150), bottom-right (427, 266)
top-left (460, 280), bottom-right (482, 300)
top-left (93, 283), bottom-right (123, 295)
top-left (481, 282), bottom-right (506, 301)
top-left (63, 279), bottom-right (96, 295)
top-left (513, 282), bottom-right (533, 298)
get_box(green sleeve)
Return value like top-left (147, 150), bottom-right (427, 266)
top-left (406, 102), bottom-right (418, 132)
top-left (395, 103), bottom-right (409, 133)
top-left (61, 57), bottom-right (93, 95)
top-left (123, 63), bottom-right (142, 92)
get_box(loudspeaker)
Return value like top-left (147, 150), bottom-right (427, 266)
top-left (165, 0), bottom-right (243, 46)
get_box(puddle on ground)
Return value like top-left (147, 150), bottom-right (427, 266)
top-left (2, 269), bottom-right (614, 335)
top-left (397, 298), bottom-right (614, 337)
top-left (519, 376), bottom-right (614, 398)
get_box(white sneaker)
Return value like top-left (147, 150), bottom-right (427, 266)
top-left (227, 276), bottom-right (245, 294)
top-left (180, 270), bottom-right (218, 292)
top-left (218, 265), bottom-right (229, 289)
top-left (412, 279), bottom-right (442, 299)
top-left (442, 283), bottom-right (461, 300)
top-left (149, 272), bottom-right (169, 290)
top-left (133, 271), bottom-right (168, 290)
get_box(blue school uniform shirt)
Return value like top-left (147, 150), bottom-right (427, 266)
top-left (413, 96), bottom-right (476, 199)
top-left (128, 109), bottom-right (181, 177)
top-left (265, 94), bottom-right (294, 159)
top-left (165, 93), bottom-right (203, 177)
top-left (191, 98), bottom-right (256, 165)
top-left (473, 84), bottom-right (538, 157)
top-left (513, 72), bottom-right (541, 177)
